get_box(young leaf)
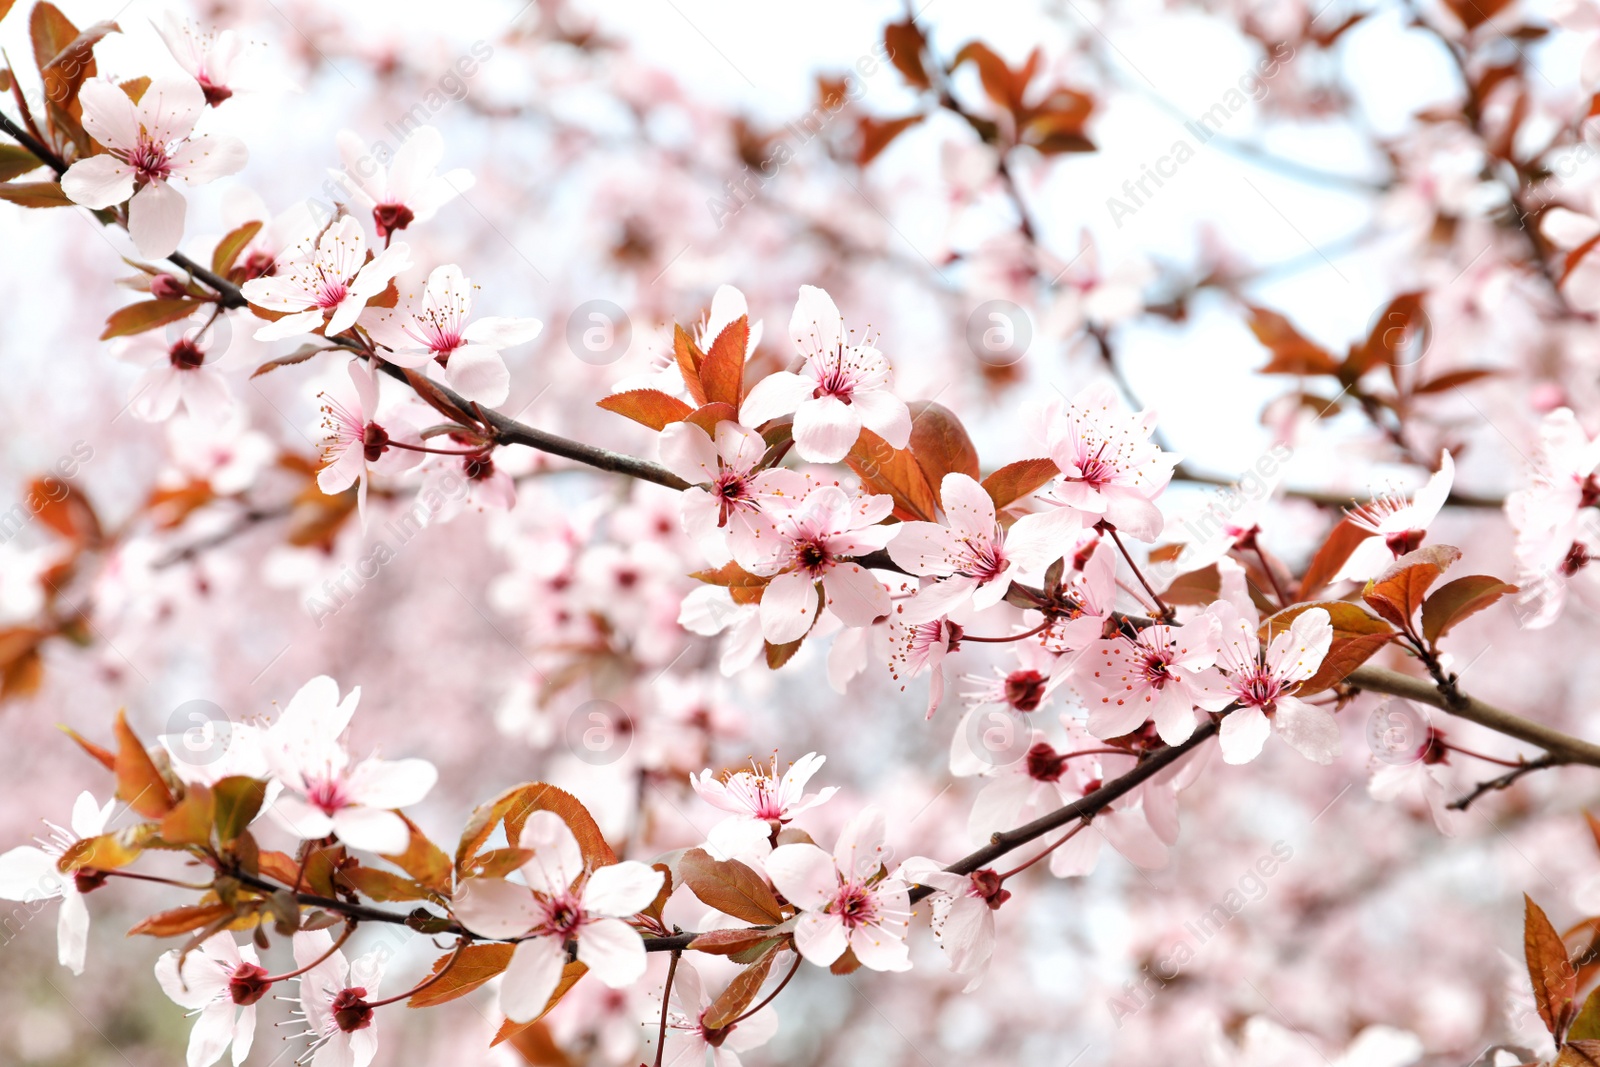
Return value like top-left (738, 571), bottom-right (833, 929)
top-left (159, 783), bottom-right (214, 847)
top-left (688, 927), bottom-right (780, 956)
top-left (698, 315), bottom-right (748, 409)
top-left (101, 298), bottom-right (204, 340)
top-left (212, 220), bottom-right (263, 275)
top-left (907, 401), bottom-right (981, 499)
top-left (1247, 305), bottom-right (1341, 376)
top-left (982, 458), bottom-right (1059, 511)
top-left (596, 388), bottom-right (694, 431)
top-left (674, 324), bottom-right (708, 406)
top-left (113, 709), bottom-right (174, 818)
top-left (128, 901), bottom-right (237, 937)
top-left (457, 782), bottom-right (616, 875)
top-left (1298, 519), bottom-right (1372, 600)
top-left (678, 847), bottom-right (785, 925)
top-left (211, 777), bottom-right (267, 844)
top-left (1526, 894), bottom-right (1578, 1041)
top-left (702, 946), bottom-right (779, 1030)
top-left (847, 429), bottom-right (939, 521)
top-left (1420, 575), bottom-right (1518, 644)
top-left (59, 723), bottom-right (115, 770)
top-left (57, 824), bottom-right (152, 872)
top-left (0, 144), bottom-right (42, 182)
top-left (338, 866), bottom-right (433, 903)
top-left (403, 944), bottom-right (515, 1007)
top-left (1361, 545), bottom-right (1462, 630)
top-left (380, 815), bottom-right (453, 895)
top-left (0, 180), bottom-right (72, 207)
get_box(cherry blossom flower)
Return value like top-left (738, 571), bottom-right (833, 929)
top-left (1042, 233), bottom-right (1154, 337)
top-left (1367, 727), bottom-right (1458, 836)
top-left (361, 264), bottom-right (542, 404)
top-left (315, 359), bottom-right (423, 519)
top-left (738, 286), bottom-right (910, 463)
top-left (657, 420), bottom-right (811, 565)
top-left (1077, 616), bottom-right (1229, 744)
top-left (153, 933), bottom-right (263, 1067)
top-left (887, 612), bottom-right (959, 718)
top-left (732, 485), bottom-right (898, 643)
top-left (116, 326), bottom-right (233, 423)
top-left (258, 675), bottom-right (438, 853)
top-left (1334, 452), bottom-right (1455, 582)
top-left (0, 790), bottom-right (114, 974)
top-left (763, 807), bottom-right (912, 971)
top-left (950, 642), bottom-right (1068, 775)
top-left (1038, 534), bottom-right (1120, 649)
top-left (657, 960), bottom-right (779, 1067)
top-left (153, 14), bottom-right (281, 107)
top-left (691, 752), bottom-right (836, 833)
top-left (451, 811), bottom-right (664, 1022)
top-left (286, 929), bottom-right (387, 1067)
top-left (676, 586), bottom-right (764, 675)
top-left (889, 473), bottom-right (1063, 620)
top-left (1212, 603), bottom-right (1337, 765)
top-left (965, 719), bottom-right (1167, 874)
top-left (241, 216), bottom-right (410, 341)
top-left (330, 127), bottom-right (473, 240)
top-left (696, 284), bottom-right (764, 357)
top-left (1007, 385), bottom-right (1180, 544)
top-left (1507, 408), bottom-right (1600, 539)
top-left (60, 79), bottom-right (246, 258)
top-left (899, 857), bottom-right (1007, 990)
top-left (418, 448), bottom-right (517, 522)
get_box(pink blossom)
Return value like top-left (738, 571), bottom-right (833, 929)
top-left (887, 612), bottom-right (958, 718)
top-left (900, 857), bottom-right (1008, 990)
top-left (1213, 603), bottom-right (1337, 765)
top-left (657, 420), bottom-right (811, 565)
top-left (690, 752), bottom-right (836, 828)
top-left (738, 286), bottom-right (911, 463)
top-left (61, 78), bottom-right (248, 257)
top-left (315, 359), bottom-right (423, 521)
top-left (286, 929), bottom-right (387, 1067)
top-left (331, 127), bottom-right (473, 240)
top-left (153, 933), bottom-right (262, 1067)
top-left (658, 960), bottom-right (778, 1067)
top-left (241, 216), bottom-right (410, 341)
top-left (1076, 616), bottom-right (1230, 744)
top-left (763, 807), bottom-right (912, 971)
top-left (117, 325), bottom-right (233, 423)
top-left (1335, 452), bottom-right (1455, 582)
top-left (451, 811), bottom-right (664, 1022)
top-left (361, 263), bottom-right (542, 404)
top-left (732, 485), bottom-right (898, 643)
top-left (153, 14), bottom-right (281, 106)
top-left (889, 473), bottom-right (1062, 619)
top-left (419, 449), bottom-right (517, 521)
top-left (1008, 385), bottom-right (1179, 544)
top-left (0, 791), bottom-right (114, 974)
top-left (258, 675), bottom-right (438, 853)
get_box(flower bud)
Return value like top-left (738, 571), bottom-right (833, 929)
top-left (228, 963), bottom-right (271, 1005)
top-left (150, 273), bottom-right (188, 300)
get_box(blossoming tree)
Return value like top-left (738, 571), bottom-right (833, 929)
top-left (5, 0), bottom-right (1600, 1064)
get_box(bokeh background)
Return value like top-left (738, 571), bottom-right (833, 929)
top-left (3, 0), bottom-right (1600, 1063)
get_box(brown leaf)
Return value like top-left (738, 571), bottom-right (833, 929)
top-left (1527, 895), bottom-right (1578, 1041)
top-left (58, 824), bottom-right (152, 872)
top-left (38, 16), bottom-right (118, 116)
top-left (1298, 632), bottom-right (1395, 696)
top-left (702, 947), bottom-right (779, 1030)
top-left (1259, 601), bottom-right (1393, 644)
top-left (212, 220), bottom-right (263, 275)
top-left (1411, 368), bottom-right (1498, 395)
top-left (679, 847), bottom-right (785, 925)
top-left (596, 389), bottom-right (694, 431)
top-left (30, 476), bottom-right (100, 545)
top-left (0, 144), bottom-right (43, 182)
top-left (159, 784), bottom-right (214, 847)
top-left (847, 429), bottom-right (938, 521)
top-left (0, 180), bottom-right (72, 207)
top-left (128, 901), bottom-right (237, 937)
top-left (1362, 545), bottom-right (1462, 630)
top-left (101, 298), bottom-right (204, 340)
top-left (1420, 575), bottom-right (1518, 644)
top-left (683, 401), bottom-right (739, 436)
top-left (674, 324), bottom-right (708, 407)
top-left (883, 20), bottom-right (930, 89)
top-left (59, 724), bottom-right (115, 770)
top-left (698, 315), bottom-right (748, 408)
top-left (251, 344), bottom-right (329, 378)
top-left (688, 928), bottom-right (781, 956)
top-left (1347, 291), bottom-right (1426, 381)
top-left (690, 561), bottom-right (769, 605)
top-left (857, 113), bottom-right (924, 166)
top-left (380, 815), bottom-right (453, 894)
top-left (114, 709), bottom-right (174, 818)
top-left (337, 866), bottom-right (433, 903)
top-left (1298, 519), bottom-right (1371, 600)
top-left (907, 401), bottom-right (981, 504)
top-left (405, 944), bottom-right (513, 1007)
top-left (1248, 305), bottom-right (1340, 376)
top-left (983, 458), bottom-right (1059, 511)
top-left (457, 783), bottom-right (615, 875)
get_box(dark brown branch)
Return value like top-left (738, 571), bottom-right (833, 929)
top-left (1448, 756), bottom-right (1557, 811)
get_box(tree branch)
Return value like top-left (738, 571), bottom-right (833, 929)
top-left (1346, 665), bottom-right (1600, 768)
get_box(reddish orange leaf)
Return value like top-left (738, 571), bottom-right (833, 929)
top-left (596, 389), bottom-right (694, 431)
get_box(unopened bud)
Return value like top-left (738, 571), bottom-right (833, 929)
top-left (150, 274), bottom-right (187, 300)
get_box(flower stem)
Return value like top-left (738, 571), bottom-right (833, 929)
top-left (653, 950), bottom-right (682, 1067)
top-left (727, 950), bottom-right (803, 1026)
top-left (998, 820), bottom-right (1089, 881)
top-left (260, 921), bottom-right (357, 983)
top-left (365, 939), bottom-right (468, 1007)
